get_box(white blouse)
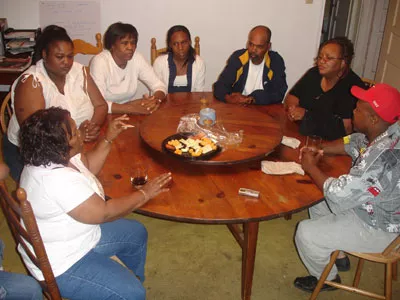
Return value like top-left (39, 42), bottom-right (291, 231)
top-left (8, 60), bottom-right (94, 146)
top-left (90, 50), bottom-right (167, 112)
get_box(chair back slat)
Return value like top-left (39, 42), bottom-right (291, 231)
top-left (0, 182), bottom-right (62, 299)
top-left (73, 33), bottom-right (103, 56)
top-left (0, 92), bottom-right (12, 133)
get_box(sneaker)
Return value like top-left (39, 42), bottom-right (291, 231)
top-left (294, 275), bottom-right (341, 293)
top-left (335, 256), bottom-right (350, 272)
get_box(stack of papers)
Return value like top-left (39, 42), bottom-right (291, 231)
top-left (6, 40), bottom-right (35, 55)
top-left (4, 31), bottom-right (36, 41)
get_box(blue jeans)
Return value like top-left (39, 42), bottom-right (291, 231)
top-left (2, 134), bottom-right (23, 181)
top-left (56, 219), bottom-right (148, 300)
top-left (0, 271), bottom-right (43, 300)
top-left (0, 239), bottom-right (42, 300)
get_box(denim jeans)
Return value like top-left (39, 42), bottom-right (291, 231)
top-left (2, 134), bottom-right (23, 181)
top-left (0, 239), bottom-right (42, 300)
top-left (56, 218), bottom-right (148, 300)
top-left (0, 271), bottom-right (43, 300)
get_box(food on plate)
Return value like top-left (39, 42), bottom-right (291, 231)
top-left (166, 134), bottom-right (218, 157)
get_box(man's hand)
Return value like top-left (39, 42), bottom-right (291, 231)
top-left (225, 93), bottom-right (255, 105)
top-left (301, 148), bottom-right (323, 173)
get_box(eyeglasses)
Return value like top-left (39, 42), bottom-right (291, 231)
top-left (316, 55), bottom-right (343, 62)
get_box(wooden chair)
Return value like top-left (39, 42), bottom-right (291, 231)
top-left (0, 182), bottom-right (62, 300)
top-left (73, 33), bottom-right (103, 55)
top-left (150, 36), bottom-right (200, 65)
top-left (0, 92), bottom-right (12, 134)
top-left (362, 77), bottom-right (376, 88)
top-left (310, 235), bottom-right (400, 300)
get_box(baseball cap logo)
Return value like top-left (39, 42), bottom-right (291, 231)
top-left (372, 100), bottom-right (379, 108)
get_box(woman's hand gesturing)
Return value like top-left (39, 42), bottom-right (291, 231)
top-left (105, 114), bottom-right (134, 142)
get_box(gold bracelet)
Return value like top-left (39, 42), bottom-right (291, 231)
top-left (138, 189), bottom-right (148, 201)
top-left (104, 137), bottom-right (112, 144)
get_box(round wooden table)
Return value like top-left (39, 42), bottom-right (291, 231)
top-left (140, 100), bottom-right (282, 165)
top-left (98, 92), bottom-right (351, 300)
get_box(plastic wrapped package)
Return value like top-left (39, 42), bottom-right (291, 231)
top-left (176, 113), bottom-right (243, 147)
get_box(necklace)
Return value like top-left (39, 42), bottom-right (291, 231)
top-left (368, 131), bottom-right (388, 147)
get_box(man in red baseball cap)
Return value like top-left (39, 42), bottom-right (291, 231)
top-left (294, 83), bottom-right (400, 293)
top-left (351, 83), bottom-right (400, 124)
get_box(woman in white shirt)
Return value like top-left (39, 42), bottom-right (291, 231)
top-left (3, 25), bottom-right (107, 180)
top-left (90, 22), bottom-right (167, 115)
top-left (19, 107), bottom-right (172, 300)
top-left (153, 25), bottom-right (206, 93)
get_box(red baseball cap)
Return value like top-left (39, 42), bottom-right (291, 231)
top-left (351, 83), bottom-right (400, 124)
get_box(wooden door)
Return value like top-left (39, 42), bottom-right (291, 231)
top-left (376, 0), bottom-right (400, 89)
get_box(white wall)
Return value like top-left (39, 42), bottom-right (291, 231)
top-left (1, 0), bottom-right (325, 94)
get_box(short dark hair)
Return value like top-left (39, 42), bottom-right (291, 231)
top-left (166, 25), bottom-right (195, 65)
top-left (319, 36), bottom-right (355, 67)
top-left (20, 107), bottom-right (72, 167)
top-left (104, 22), bottom-right (138, 50)
top-left (250, 25), bottom-right (272, 43)
top-left (33, 25), bottom-right (73, 65)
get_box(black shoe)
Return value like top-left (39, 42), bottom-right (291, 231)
top-left (335, 256), bottom-right (350, 272)
top-left (294, 275), bottom-right (341, 293)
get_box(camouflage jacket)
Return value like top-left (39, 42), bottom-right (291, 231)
top-left (324, 122), bottom-right (400, 232)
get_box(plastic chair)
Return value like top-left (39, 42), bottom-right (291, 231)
top-left (73, 33), bottom-right (103, 55)
top-left (150, 36), bottom-right (200, 65)
top-left (0, 92), bottom-right (12, 134)
top-left (0, 182), bottom-right (62, 300)
top-left (310, 235), bottom-right (400, 300)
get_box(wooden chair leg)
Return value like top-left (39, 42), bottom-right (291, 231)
top-left (385, 262), bottom-right (392, 300)
top-left (353, 258), bottom-right (365, 288)
top-left (392, 261), bottom-right (397, 281)
top-left (310, 250), bottom-right (340, 300)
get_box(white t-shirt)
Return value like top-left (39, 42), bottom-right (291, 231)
top-left (174, 75), bottom-right (188, 87)
top-left (243, 58), bottom-right (265, 96)
top-left (90, 50), bottom-right (167, 112)
top-left (18, 154), bottom-right (103, 280)
top-left (7, 60), bottom-right (94, 147)
top-left (153, 54), bottom-right (206, 92)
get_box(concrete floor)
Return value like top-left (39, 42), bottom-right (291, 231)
top-left (1, 181), bottom-right (400, 300)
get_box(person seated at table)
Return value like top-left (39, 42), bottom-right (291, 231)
top-left (18, 107), bottom-right (172, 299)
top-left (153, 25), bottom-right (205, 93)
top-left (213, 25), bottom-right (287, 105)
top-left (90, 22), bottom-right (167, 115)
top-left (0, 162), bottom-right (43, 300)
top-left (294, 83), bottom-right (400, 293)
top-left (3, 25), bottom-right (107, 181)
top-left (284, 37), bottom-right (365, 140)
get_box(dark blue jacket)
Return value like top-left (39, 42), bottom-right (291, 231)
top-left (213, 49), bottom-right (287, 105)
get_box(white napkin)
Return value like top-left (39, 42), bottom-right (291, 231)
top-left (281, 136), bottom-right (301, 149)
top-left (261, 161), bottom-right (305, 175)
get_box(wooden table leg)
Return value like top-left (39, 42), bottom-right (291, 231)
top-left (242, 222), bottom-right (259, 300)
